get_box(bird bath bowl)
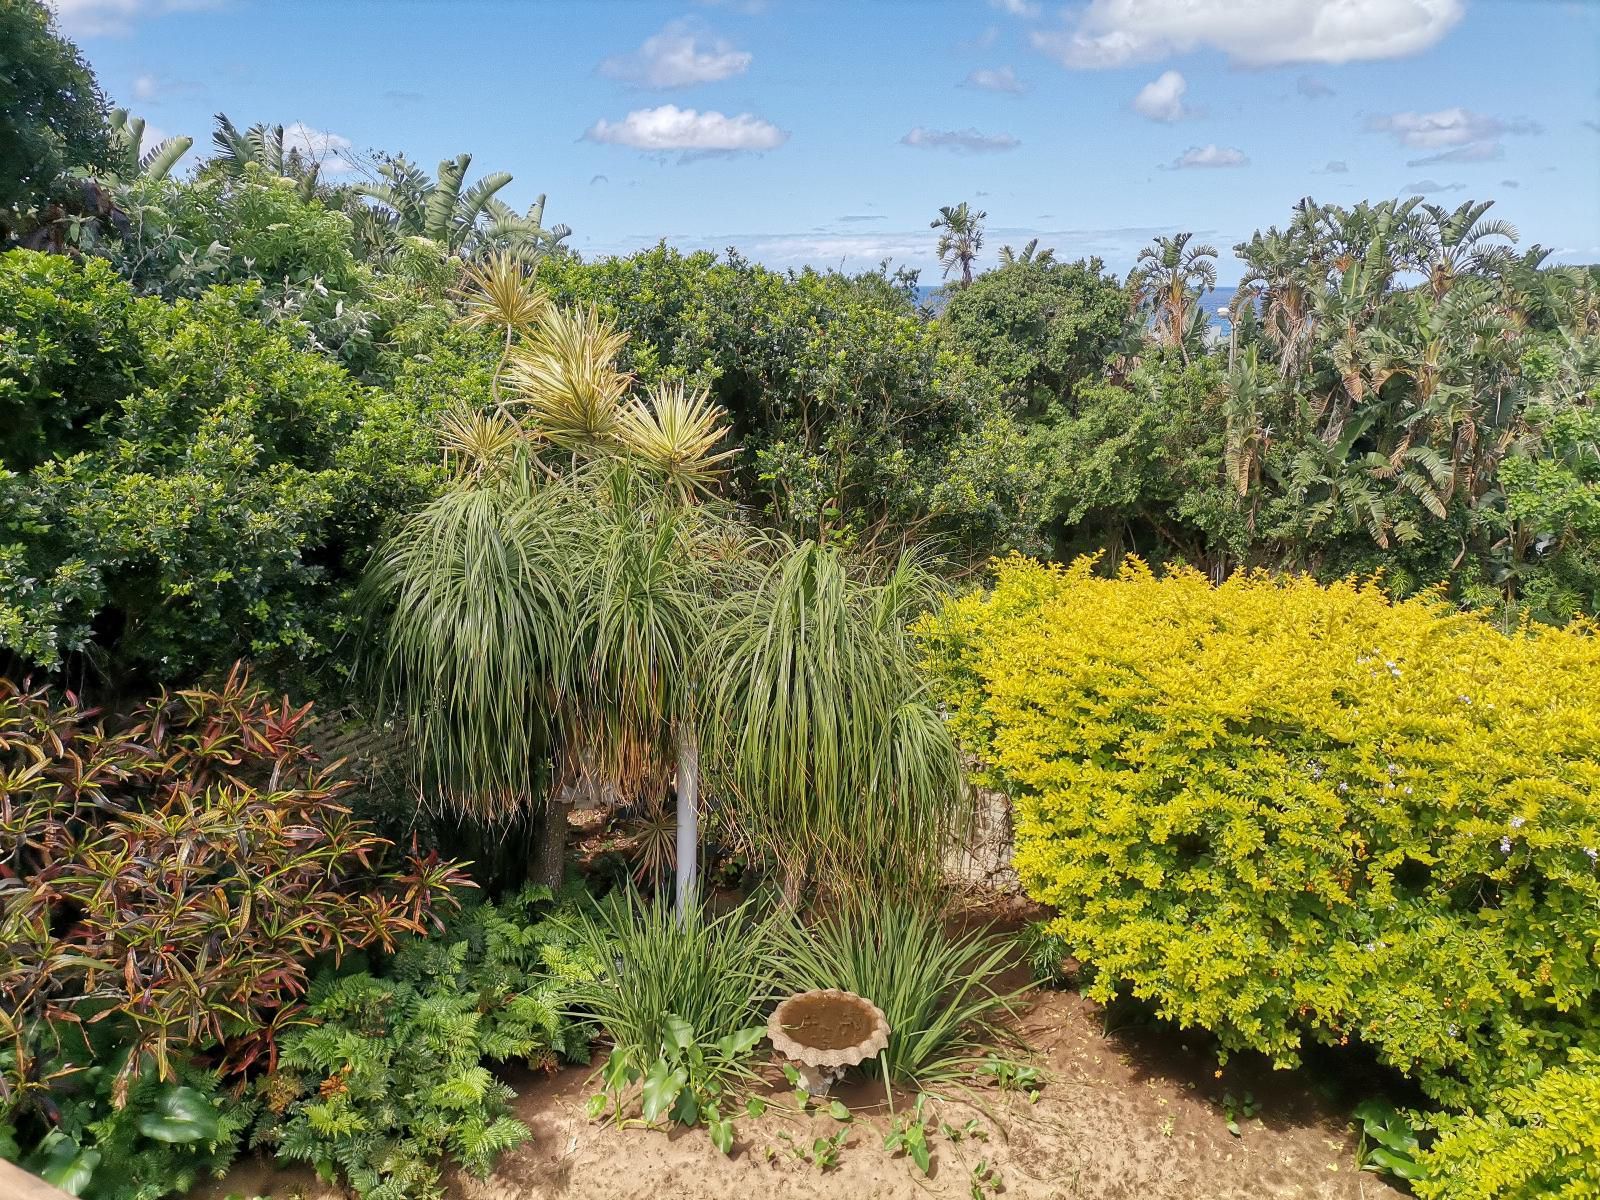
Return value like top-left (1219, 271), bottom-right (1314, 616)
top-left (767, 988), bottom-right (890, 1095)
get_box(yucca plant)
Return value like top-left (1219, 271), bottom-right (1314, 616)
top-left (768, 901), bottom-right (1021, 1089)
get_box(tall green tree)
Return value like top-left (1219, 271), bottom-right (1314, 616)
top-left (0, 0), bottom-right (112, 215)
top-left (1133, 232), bottom-right (1218, 361)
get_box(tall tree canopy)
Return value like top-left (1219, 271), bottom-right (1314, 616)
top-left (0, 0), bottom-right (113, 216)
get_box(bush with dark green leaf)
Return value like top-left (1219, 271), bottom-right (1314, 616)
top-left (1, 1055), bottom-right (251, 1200)
top-left (0, 250), bottom-right (445, 687)
top-left (255, 887), bottom-right (597, 1200)
top-left (0, 0), bottom-right (112, 218)
top-left (938, 256), bottom-right (1133, 408)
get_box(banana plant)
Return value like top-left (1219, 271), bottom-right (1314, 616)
top-left (106, 109), bottom-right (192, 182)
top-left (209, 113), bottom-right (321, 199)
top-left (357, 152), bottom-right (520, 255)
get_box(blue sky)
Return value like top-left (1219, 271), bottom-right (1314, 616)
top-left (53, 0), bottom-right (1600, 283)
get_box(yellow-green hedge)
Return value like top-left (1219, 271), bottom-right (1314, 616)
top-left (1416, 1053), bottom-right (1600, 1200)
top-left (919, 555), bottom-right (1600, 1107)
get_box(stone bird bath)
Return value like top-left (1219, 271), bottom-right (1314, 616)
top-left (767, 988), bottom-right (890, 1095)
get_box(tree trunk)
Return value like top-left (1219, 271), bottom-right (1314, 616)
top-left (675, 721), bottom-right (699, 919)
top-left (531, 791), bottom-right (572, 890)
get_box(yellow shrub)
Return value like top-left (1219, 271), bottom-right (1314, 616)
top-left (1416, 1054), bottom-right (1600, 1200)
top-left (920, 555), bottom-right (1600, 1106)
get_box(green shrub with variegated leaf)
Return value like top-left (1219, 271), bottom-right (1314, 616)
top-left (255, 887), bottom-right (597, 1200)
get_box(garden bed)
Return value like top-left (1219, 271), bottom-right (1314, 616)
top-left (205, 982), bottom-right (1399, 1200)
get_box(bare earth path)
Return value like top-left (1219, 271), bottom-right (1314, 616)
top-left (211, 985), bottom-right (1403, 1200)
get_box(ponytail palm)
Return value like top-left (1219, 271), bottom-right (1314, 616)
top-left (701, 541), bottom-right (965, 902)
top-left (361, 463), bottom-right (575, 822)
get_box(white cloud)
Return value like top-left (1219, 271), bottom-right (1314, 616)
top-left (989, 0), bottom-right (1040, 17)
top-left (1370, 107), bottom-right (1539, 149)
top-left (584, 105), bottom-right (788, 156)
top-left (965, 65), bottom-right (1027, 93)
top-left (282, 122), bottom-right (356, 174)
top-left (1407, 143), bottom-right (1505, 166)
top-left (599, 20), bottom-right (752, 88)
top-left (900, 127), bottom-right (1021, 153)
top-left (1371, 106), bottom-right (1539, 166)
top-left (49, 0), bottom-right (222, 37)
top-left (1167, 143), bottom-right (1248, 169)
top-left (132, 73), bottom-right (159, 101)
top-left (1404, 178), bottom-right (1467, 194)
top-left (1030, 0), bottom-right (1462, 68)
top-left (1131, 70), bottom-right (1190, 122)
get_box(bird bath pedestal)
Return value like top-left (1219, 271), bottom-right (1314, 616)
top-left (767, 988), bottom-right (890, 1095)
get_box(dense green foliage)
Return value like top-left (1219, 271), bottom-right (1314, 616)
top-left (2, 24), bottom-right (1597, 1200)
top-left (0, 0), bottom-right (111, 216)
top-left (5, 1060), bottom-right (250, 1200)
top-left (922, 555), bottom-right (1600, 1109)
top-left (938, 256), bottom-right (1131, 407)
top-left (0, 250), bottom-right (444, 686)
top-left (540, 246), bottom-right (1037, 555)
top-left (257, 888), bottom-right (595, 1200)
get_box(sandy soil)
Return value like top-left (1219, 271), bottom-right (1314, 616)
top-left (210, 982), bottom-right (1403, 1200)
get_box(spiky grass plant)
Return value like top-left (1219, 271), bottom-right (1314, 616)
top-left (769, 900), bottom-right (1021, 1089)
top-left (615, 382), bottom-right (740, 502)
top-left (564, 891), bottom-right (776, 1065)
top-left (701, 540), bottom-right (967, 902)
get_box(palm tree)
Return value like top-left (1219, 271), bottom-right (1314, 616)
top-left (997, 238), bottom-right (1054, 267)
top-left (930, 202), bottom-right (987, 285)
top-left (106, 109), bottom-right (191, 182)
top-left (1133, 232), bottom-right (1218, 361)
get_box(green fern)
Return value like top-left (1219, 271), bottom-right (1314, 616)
top-left (258, 889), bottom-right (594, 1198)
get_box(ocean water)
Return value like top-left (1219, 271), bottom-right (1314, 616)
top-left (917, 282), bottom-right (1245, 330)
